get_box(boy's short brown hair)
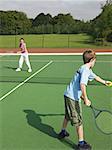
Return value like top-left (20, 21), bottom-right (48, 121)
top-left (83, 49), bottom-right (96, 64)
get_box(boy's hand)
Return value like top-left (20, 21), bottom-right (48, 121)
top-left (105, 81), bottom-right (112, 87)
top-left (80, 96), bottom-right (91, 106)
top-left (84, 99), bottom-right (91, 106)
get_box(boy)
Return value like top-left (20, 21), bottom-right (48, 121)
top-left (58, 50), bottom-right (111, 149)
top-left (16, 38), bottom-right (32, 72)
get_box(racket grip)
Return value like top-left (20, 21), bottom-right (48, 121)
top-left (90, 105), bottom-right (93, 108)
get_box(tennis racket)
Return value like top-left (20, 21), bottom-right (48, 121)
top-left (90, 105), bottom-right (112, 135)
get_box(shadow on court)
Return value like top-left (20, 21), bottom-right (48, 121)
top-left (4, 66), bottom-right (17, 70)
top-left (4, 66), bottom-right (26, 71)
top-left (23, 109), bottom-right (78, 150)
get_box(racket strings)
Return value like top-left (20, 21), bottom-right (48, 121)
top-left (91, 106), bottom-right (112, 135)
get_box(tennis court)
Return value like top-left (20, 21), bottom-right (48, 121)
top-left (0, 53), bottom-right (112, 150)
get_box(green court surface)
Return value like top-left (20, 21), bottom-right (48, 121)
top-left (0, 54), bottom-right (112, 150)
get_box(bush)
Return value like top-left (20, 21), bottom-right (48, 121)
top-left (107, 32), bottom-right (112, 42)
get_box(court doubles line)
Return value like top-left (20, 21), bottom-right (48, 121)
top-left (0, 60), bottom-right (53, 102)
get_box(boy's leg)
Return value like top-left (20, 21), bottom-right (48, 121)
top-left (67, 99), bottom-right (91, 149)
top-left (58, 96), bottom-right (70, 138)
top-left (58, 117), bottom-right (69, 138)
top-left (76, 124), bottom-right (84, 142)
top-left (73, 105), bottom-right (91, 149)
top-left (71, 100), bottom-right (84, 141)
top-left (62, 117), bottom-right (68, 129)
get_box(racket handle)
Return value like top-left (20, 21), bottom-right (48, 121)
top-left (90, 105), bottom-right (93, 108)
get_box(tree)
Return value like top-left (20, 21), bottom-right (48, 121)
top-left (51, 13), bottom-right (76, 34)
top-left (0, 11), bottom-right (31, 35)
top-left (33, 13), bottom-right (52, 26)
top-left (89, 0), bottom-right (112, 44)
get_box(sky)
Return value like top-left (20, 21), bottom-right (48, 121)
top-left (0, 0), bottom-right (106, 21)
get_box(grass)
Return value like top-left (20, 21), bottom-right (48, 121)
top-left (0, 34), bottom-right (112, 48)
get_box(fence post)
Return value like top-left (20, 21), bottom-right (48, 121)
top-left (67, 33), bottom-right (70, 48)
top-left (42, 34), bottom-right (44, 48)
top-left (15, 27), bottom-right (17, 48)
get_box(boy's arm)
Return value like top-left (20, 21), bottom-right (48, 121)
top-left (95, 76), bottom-right (112, 86)
top-left (80, 83), bottom-right (91, 106)
top-left (95, 76), bottom-right (106, 84)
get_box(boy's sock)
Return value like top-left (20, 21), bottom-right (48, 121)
top-left (62, 129), bottom-right (66, 132)
top-left (78, 140), bottom-right (85, 145)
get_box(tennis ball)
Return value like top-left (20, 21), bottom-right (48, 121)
top-left (106, 81), bottom-right (112, 87)
top-left (108, 82), bottom-right (112, 87)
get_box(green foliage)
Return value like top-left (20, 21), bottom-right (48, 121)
top-left (32, 13), bottom-right (52, 26)
top-left (0, 11), bottom-right (88, 35)
top-left (52, 13), bottom-right (74, 25)
top-left (107, 31), bottom-right (112, 42)
top-left (1, 1), bottom-right (112, 46)
top-left (0, 11), bottom-right (31, 35)
top-left (88, 0), bottom-right (112, 44)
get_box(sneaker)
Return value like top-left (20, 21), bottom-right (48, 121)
top-left (58, 130), bottom-right (69, 139)
top-left (16, 68), bottom-right (21, 72)
top-left (28, 68), bottom-right (32, 72)
top-left (78, 141), bottom-right (92, 150)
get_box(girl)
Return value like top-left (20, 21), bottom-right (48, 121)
top-left (16, 38), bottom-right (32, 72)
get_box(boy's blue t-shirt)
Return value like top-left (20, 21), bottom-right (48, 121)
top-left (64, 64), bottom-right (97, 101)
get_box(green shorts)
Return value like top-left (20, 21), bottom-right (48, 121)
top-left (64, 96), bottom-right (83, 127)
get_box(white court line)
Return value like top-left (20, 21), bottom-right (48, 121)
top-left (0, 55), bottom-right (5, 58)
top-left (0, 59), bottom-right (112, 63)
top-left (0, 52), bottom-right (112, 55)
top-left (0, 60), bottom-right (53, 102)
